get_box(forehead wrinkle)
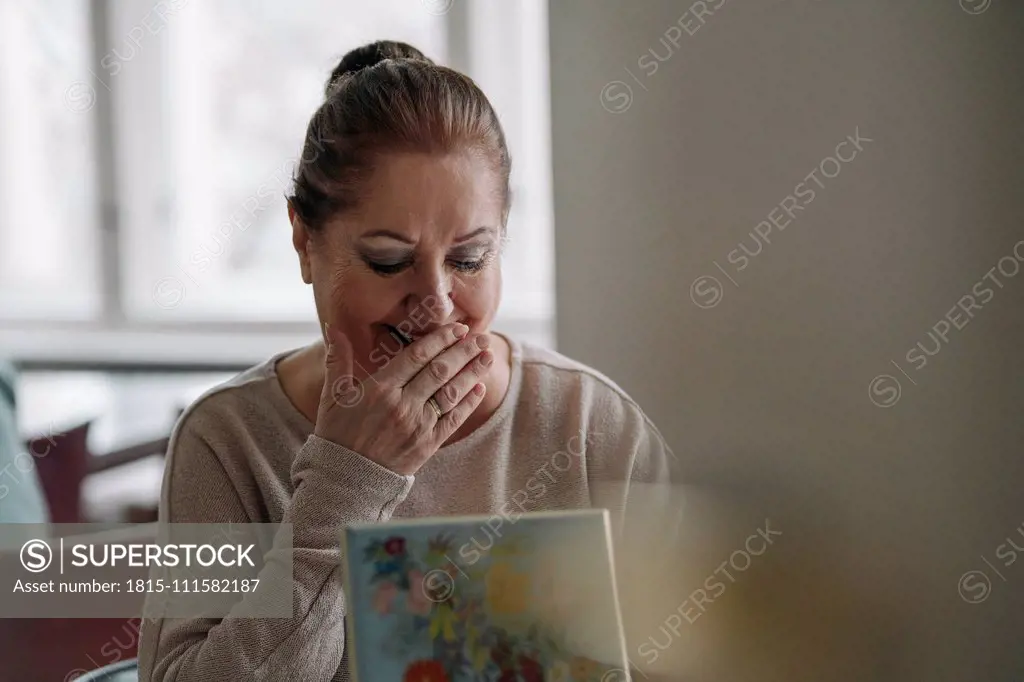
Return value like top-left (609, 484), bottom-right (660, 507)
top-left (326, 152), bottom-right (504, 245)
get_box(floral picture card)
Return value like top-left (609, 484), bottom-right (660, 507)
top-left (341, 508), bottom-right (631, 682)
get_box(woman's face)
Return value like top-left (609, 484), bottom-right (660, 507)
top-left (291, 151), bottom-right (505, 379)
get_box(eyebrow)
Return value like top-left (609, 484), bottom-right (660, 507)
top-left (359, 226), bottom-right (496, 245)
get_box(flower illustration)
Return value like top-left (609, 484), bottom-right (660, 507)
top-left (407, 569), bottom-right (433, 615)
top-left (457, 597), bottom-right (486, 627)
top-left (428, 602), bottom-right (458, 642)
top-left (384, 536), bottom-right (406, 555)
top-left (490, 639), bottom-right (514, 668)
top-left (404, 659), bottom-right (448, 682)
top-left (548, 660), bottom-right (571, 682)
top-left (443, 560), bottom-right (462, 580)
top-left (570, 656), bottom-right (597, 681)
top-left (478, 624), bottom-right (502, 650)
top-left (519, 654), bottom-right (544, 682)
top-left (485, 562), bottom-right (531, 615)
top-left (427, 533), bottom-right (455, 555)
top-left (372, 581), bottom-right (398, 614)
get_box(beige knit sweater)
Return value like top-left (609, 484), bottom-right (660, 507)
top-left (138, 335), bottom-right (677, 681)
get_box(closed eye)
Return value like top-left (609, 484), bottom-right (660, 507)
top-left (361, 250), bottom-right (494, 276)
top-left (364, 256), bottom-right (491, 274)
top-left (449, 248), bottom-right (495, 274)
top-left (449, 259), bottom-right (486, 273)
top-left (364, 258), bottom-right (412, 276)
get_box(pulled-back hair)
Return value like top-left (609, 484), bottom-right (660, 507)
top-left (288, 40), bottom-right (512, 230)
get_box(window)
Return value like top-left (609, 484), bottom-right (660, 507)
top-left (0, 0), bottom-right (554, 368)
top-left (0, 0), bottom-right (100, 320)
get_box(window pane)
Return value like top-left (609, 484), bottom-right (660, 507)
top-left (122, 0), bottom-right (448, 321)
top-left (468, 0), bottom-right (554, 325)
top-left (0, 0), bottom-right (99, 319)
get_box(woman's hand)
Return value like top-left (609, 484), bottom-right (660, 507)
top-left (314, 322), bottom-right (493, 476)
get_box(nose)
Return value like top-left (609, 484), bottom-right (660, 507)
top-left (404, 266), bottom-right (456, 325)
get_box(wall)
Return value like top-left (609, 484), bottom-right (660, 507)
top-left (549, 1), bottom-right (1023, 679)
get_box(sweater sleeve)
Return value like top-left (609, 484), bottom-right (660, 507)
top-left (138, 415), bottom-right (413, 682)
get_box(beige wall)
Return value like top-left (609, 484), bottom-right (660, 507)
top-left (549, 0), bottom-right (1023, 679)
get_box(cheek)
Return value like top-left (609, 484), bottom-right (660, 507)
top-left (311, 254), bottom-right (376, 327)
top-left (455, 268), bottom-right (502, 323)
top-left (315, 269), bottom-right (392, 324)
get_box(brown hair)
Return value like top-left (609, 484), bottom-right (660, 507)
top-left (288, 40), bottom-right (512, 230)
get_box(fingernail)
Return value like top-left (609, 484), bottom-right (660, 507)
top-left (476, 334), bottom-right (490, 350)
top-left (454, 323), bottom-right (469, 338)
top-left (480, 351), bottom-right (493, 367)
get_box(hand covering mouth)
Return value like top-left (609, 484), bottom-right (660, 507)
top-left (384, 322), bottom-right (465, 347)
top-left (384, 324), bottom-right (413, 347)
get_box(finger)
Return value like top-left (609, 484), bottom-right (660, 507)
top-left (431, 349), bottom-right (494, 413)
top-left (323, 323), bottom-right (361, 408)
top-left (433, 381), bottom-right (486, 442)
top-left (378, 323), bottom-right (468, 385)
top-left (404, 333), bottom-right (489, 402)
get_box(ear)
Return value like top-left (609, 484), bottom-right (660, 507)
top-left (289, 201), bottom-right (313, 284)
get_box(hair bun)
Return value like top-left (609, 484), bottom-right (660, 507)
top-left (325, 40), bottom-right (433, 97)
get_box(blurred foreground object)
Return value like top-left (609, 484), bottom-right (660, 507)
top-left (614, 483), bottom-right (899, 682)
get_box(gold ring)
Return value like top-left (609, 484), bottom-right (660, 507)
top-left (427, 396), bottom-right (443, 418)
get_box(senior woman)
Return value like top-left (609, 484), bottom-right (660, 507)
top-left (139, 41), bottom-right (676, 681)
